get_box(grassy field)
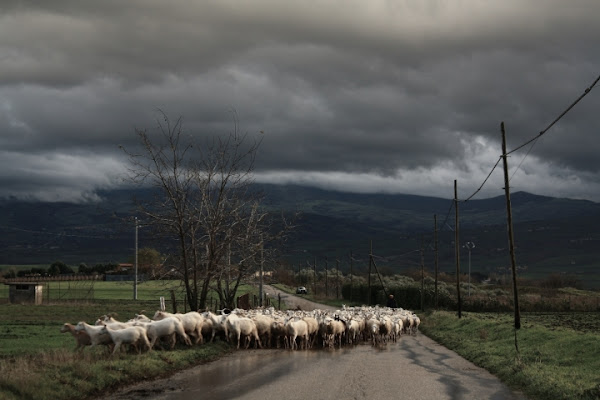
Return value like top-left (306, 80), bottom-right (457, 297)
top-left (0, 279), bottom-right (264, 400)
top-left (0, 301), bottom-right (236, 400)
top-left (420, 310), bottom-right (600, 400)
top-left (0, 279), bottom-right (236, 309)
top-left (2, 278), bottom-right (600, 400)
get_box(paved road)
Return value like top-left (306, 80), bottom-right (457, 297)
top-left (106, 336), bottom-right (526, 400)
top-left (263, 284), bottom-right (339, 312)
top-left (102, 289), bottom-right (528, 400)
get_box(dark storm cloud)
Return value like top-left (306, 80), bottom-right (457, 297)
top-left (0, 0), bottom-right (599, 202)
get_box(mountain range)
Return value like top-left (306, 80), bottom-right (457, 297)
top-left (1, 184), bottom-right (600, 288)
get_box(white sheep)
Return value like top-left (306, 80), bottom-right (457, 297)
top-left (364, 316), bottom-right (381, 345)
top-left (74, 321), bottom-right (114, 350)
top-left (285, 317), bottom-right (309, 350)
top-left (410, 313), bottom-right (421, 335)
top-left (152, 310), bottom-right (205, 345)
top-left (60, 322), bottom-right (91, 351)
top-left (100, 324), bottom-right (151, 355)
top-left (202, 311), bottom-right (229, 343)
top-left (133, 313), bottom-right (153, 323)
top-left (96, 315), bottom-right (133, 329)
top-left (391, 318), bottom-right (403, 341)
top-left (345, 318), bottom-right (362, 345)
top-left (271, 317), bottom-right (287, 349)
top-left (250, 313), bottom-right (274, 348)
top-left (225, 313), bottom-right (262, 349)
top-left (144, 317), bottom-right (192, 350)
top-left (321, 316), bottom-right (345, 348)
top-left (301, 316), bottom-right (319, 349)
top-left (379, 315), bottom-right (393, 344)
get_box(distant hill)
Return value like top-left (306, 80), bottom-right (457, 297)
top-left (2, 184), bottom-right (600, 288)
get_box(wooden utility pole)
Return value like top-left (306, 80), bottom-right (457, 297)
top-left (134, 217), bottom-right (138, 300)
top-left (349, 251), bottom-right (354, 303)
top-left (259, 236), bottom-right (264, 307)
top-left (313, 256), bottom-right (317, 296)
top-left (434, 214), bottom-right (439, 309)
top-left (325, 257), bottom-right (329, 297)
top-left (455, 180), bottom-right (462, 318)
top-left (368, 240), bottom-right (373, 306)
top-left (420, 235), bottom-right (425, 311)
top-left (336, 259), bottom-right (340, 299)
top-left (501, 122), bottom-right (521, 330)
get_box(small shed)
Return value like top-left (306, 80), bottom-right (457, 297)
top-left (5, 282), bottom-right (44, 305)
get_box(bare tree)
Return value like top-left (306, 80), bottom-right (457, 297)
top-left (121, 110), bottom-right (289, 310)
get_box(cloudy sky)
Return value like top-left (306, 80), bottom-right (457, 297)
top-left (1, 0), bottom-right (599, 203)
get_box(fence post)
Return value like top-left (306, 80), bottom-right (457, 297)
top-left (170, 290), bottom-right (177, 313)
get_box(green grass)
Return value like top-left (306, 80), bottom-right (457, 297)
top-left (1, 279), bottom-right (258, 306)
top-left (44, 279), bottom-right (185, 301)
top-left (0, 280), bottom-right (260, 358)
top-left (0, 279), bottom-right (255, 400)
top-left (4, 279), bottom-right (600, 400)
top-left (0, 341), bottom-right (232, 400)
top-left (420, 310), bottom-right (600, 400)
top-left (0, 302), bottom-right (169, 357)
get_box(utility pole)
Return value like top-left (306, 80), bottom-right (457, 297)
top-left (420, 235), bottom-right (425, 311)
top-left (313, 256), bottom-right (317, 296)
top-left (336, 259), bottom-right (340, 299)
top-left (259, 235), bottom-right (264, 307)
top-left (455, 180), bottom-right (462, 318)
top-left (501, 122), bottom-right (521, 331)
top-left (134, 217), bottom-right (138, 300)
top-left (325, 257), bottom-right (329, 298)
top-left (434, 214), bottom-right (439, 309)
top-left (349, 251), bottom-right (354, 303)
top-left (368, 240), bottom-right (373, 306)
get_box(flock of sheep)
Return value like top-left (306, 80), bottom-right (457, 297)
top-left (61, 305), bottom-right (421, 355)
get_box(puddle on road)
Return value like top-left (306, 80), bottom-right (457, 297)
top-left (153, 344), bottom-right (404, 400)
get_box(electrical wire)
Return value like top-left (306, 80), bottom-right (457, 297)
top-left (510, 136), bottom-right (538, 182)
top-left (507, 74), bottom-right (600, 156)
top-left (460, 73), bottom-right (600, 201)
top-left (462, 156), bottom-right (503, 202)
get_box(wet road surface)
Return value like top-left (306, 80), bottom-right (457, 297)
top-left (105, 334), bottom-right (527, 400)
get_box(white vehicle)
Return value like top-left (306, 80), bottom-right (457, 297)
top-left (296, 286), bottom-right (308, 295)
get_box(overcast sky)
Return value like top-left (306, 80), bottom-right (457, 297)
top-left (1, 1), bottom-right (599, 203)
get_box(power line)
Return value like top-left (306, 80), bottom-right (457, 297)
top-left (463, 156), bottom-right (503, 202)
top-left (461, 73), bottom-right (600, 201)
top-left (507, 74), bottom-right (600, 156)
top-left (438, 199), bottom-right (455, 233)
top-left (510, 137), bottom-right (538, 182)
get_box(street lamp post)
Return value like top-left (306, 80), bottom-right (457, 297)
top-left (465, 241), bottom-right (475, 296)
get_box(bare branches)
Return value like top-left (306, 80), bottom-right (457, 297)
top-left (121, 110), bottom-right (279, 310)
